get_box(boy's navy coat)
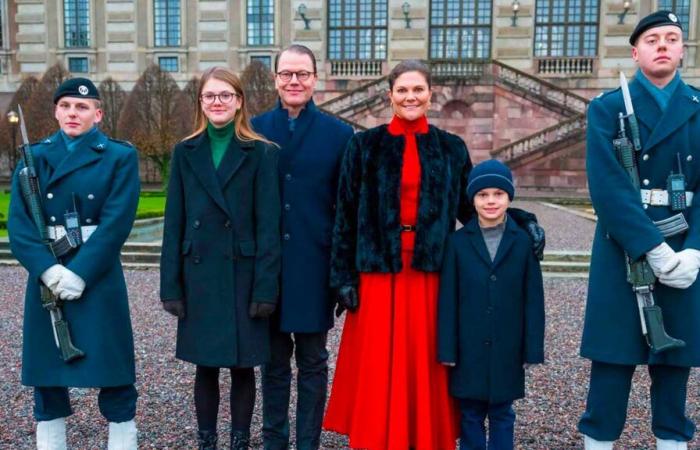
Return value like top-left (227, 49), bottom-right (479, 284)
top-left (160, 132), bottom-right (281, 367)
top-left (437, 216), bottom-right (545, 404)
top-left (582, 76), bottom-right (700, 367)
top-left (252, 100), bottom-right (354, 333)
top-left (9, 129), bottom-right (140, 387)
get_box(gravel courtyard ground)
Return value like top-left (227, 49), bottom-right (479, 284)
top-left (1, 203), bottom-right (698, 449)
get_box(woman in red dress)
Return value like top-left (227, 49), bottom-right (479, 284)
top-left (323, 60), bottom-right (543, 450)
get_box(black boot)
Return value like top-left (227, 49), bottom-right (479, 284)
top-left (230, 429), bottom-right (250, 449)
top-left (197, 430), bottom-right (218, 450)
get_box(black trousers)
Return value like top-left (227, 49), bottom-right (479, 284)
top-left (262, 330), bottom-right (328, 450)
top-left (578, 361), bottom-right (695, 441)
top-left (34, 384), bottom-right (137, 422)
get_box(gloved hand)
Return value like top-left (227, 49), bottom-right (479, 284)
top-left (658, 249), bottom-right (700, 289)
top-left (525, 221), bottom-right (546, 261)
top-left (249, 302), bottom-right (276, 319)
top-left (646, 242), bottom-right (681, 277)
top-left (40, 264), bottom-right (64, 294)
top-left (54, 267), bottom-right (85, 300)
top-left (335, 285), bottom-right (359, 317)
top-left (162, 299), bottom-right (186, 319)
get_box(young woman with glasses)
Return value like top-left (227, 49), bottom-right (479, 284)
top-left (160, 66), bottom-right (281, 450)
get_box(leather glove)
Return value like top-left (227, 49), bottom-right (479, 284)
top-left (40, 264), bottom-right (64, 294)
top-left (658, 249), bottom-right (700, 289)
top-left (162, 299), bottom-right (186, 319)
top-left (54, 267), bottom-right (85, 301)
top-left (335, 285), bottom-right (359, 317)
top-left (525, 221), bottom-right (546, 261)
top-left (249, 302), bottom-right (276, 319)
top-left (646, 242), bottom-right (681, 277)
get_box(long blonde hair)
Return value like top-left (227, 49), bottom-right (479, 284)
top-left (185, 66), bottom-right (272, 145)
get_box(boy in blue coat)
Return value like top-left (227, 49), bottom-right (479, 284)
top-left (438, 159), bottom-right (545, 450)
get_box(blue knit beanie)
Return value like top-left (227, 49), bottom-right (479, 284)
top-left (467, 159), bottom-right (515, 201)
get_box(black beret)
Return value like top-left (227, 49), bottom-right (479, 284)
top-left (53, 77), bottom-right (100, 104)
top-left (630, 10), bottom-right (683, 45)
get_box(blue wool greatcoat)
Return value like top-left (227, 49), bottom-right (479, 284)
top-left (437, 216), bottom-right (545, 403)
top-left (8, 129), bottom-right (140, 387)
top-left (252, 100), bottom-right (354, 333)
top-left (581, 75), bottom-right (700, 367)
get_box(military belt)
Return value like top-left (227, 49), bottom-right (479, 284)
top-left (640, 189), bottom-right (693, 207)
top-left (46, 225), bottom-right (97, 242)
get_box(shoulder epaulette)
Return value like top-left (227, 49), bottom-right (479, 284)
top-left (108, 137), bottom-right (135, 148)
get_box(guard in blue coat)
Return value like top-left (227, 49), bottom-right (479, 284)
top-left (579, 12), bottom-right (700, 450)
top-left (8, 78), bottom-right (140, 449)
top-left (251, 45), bottom-right (354, 450)
top-left (438, 160), bottom-right (545, 450)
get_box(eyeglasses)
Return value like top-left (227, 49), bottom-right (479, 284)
top-left (200, 91), bottom-right (239, 104)
top-left (276, 71), bottom-right (315, 82)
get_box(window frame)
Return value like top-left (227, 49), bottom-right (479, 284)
top-left (327, 0), bottom-right (388, 61)
top-left (533, 0), bottom-right (600, 58)
top-left (154, 0), bottom-right (181, 48)
top-left (247, 0), bottom-right (275, 46)
top-left (64, 0), bottom-right (91, 48)
top-left (428, 0), bottom-right (493, 61)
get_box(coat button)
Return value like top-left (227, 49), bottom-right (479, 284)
top-left (283, 233), bottom-right (290, 241)
top-left (50, 216), bottom-right (56, 222)
top-left (643, 179), bottom-right (650, 186)
top-left (487, 306), bottom-right (493, 314)
top-left (193, 220), bottom-right (201, 229)
top-left (284, 203), bottom-right (291, 211)
top-left (46, 193), bottom-right (53, 199)
top-left (88, 194), bottom-right (95, 200)
top-left (85, 218), bottom-right (93, 224)
top-left (643, 204), bottom-right (649, 210)
top-left (490, 274), bottom-right (497, 281)
top-left (285, 173), bottom-right (292, 181)
top-left (193, 256), bottom-right (201, 264)
top-left (484, 340), bottom-right (491, 346)
top-left (642, 154), bottom-right (649, 161)
top-left (688, 155), bottom-right (693, 162)
top-left (224, 220), bottom-right (231, 228)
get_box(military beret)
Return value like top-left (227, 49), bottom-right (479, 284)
top-left (630, 10), bottom-right (683, 45)
top-left (53, 77), bottom-right (100, 104)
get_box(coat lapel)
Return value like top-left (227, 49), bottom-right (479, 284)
top-left (643, 81), bottom-right (700, 152)
top-left (183, 133), bottom-right (231, 218)
top-left (629, 79), bottom-right (660, 136)
top-left (217, 136), bottom-right (252, 188)
top-left (465, 219), bottom-right (494, 267)
top-left (41, 131), bottom-right (69, 172)
top-left (47, 129), bottom-right (106, 187)
top-left (282, 100), bottom-right (319, 169)
top-left (491, 217), bottom-right (518, 270)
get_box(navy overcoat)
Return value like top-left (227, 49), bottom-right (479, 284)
top-left (9, 129), bottom-right (140, 387)
top-left (252, 100), bottom-right (353, 333)
top-left (160, 132), bottom-right (281, 368)
top-left (437, 216), bottom-right (545, 403)
top-left (582, 75), bottom-right (700, 367)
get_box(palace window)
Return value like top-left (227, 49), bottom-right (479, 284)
top-left (158, 56), bottom-right (179, 72)
top-left (68, 57), bottom-right (89, 73)
top-left (534, 0), bottom-right (600, 57)
top-left (429, 0), bottom-right (492, 60)
top-left (247, 0), bottom-right (274, 46)
top-left (328, 0), bottom-right (387, 60)
top-left (658, 0), bottom-right (690, 40)
top-left (64, 0), bottom-right (90, 48)
top-left (154, 0), bottom-right (181, 47)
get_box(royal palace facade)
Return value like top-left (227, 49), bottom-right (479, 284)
top-left (0, 0), bottom-right (696, 190)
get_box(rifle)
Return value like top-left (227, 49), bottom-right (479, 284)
top-left (614, 73), bottom-right (685, 354)
top-left (16, 105), bottom-right (85, 363)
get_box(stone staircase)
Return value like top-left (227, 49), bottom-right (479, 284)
top-left (0, 239), bottom-right (590, 277)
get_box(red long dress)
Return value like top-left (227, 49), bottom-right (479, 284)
top-left (323, 115), bottom-right (459, 449)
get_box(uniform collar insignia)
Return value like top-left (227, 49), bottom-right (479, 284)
top-left (692, 95), bottom-right (699, 103)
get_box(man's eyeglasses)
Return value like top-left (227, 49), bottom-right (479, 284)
top-left (276, 71), bottom-right (315, 82)
top-left (200, 91), bottom-right (239, 104)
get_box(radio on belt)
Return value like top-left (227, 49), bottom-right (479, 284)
top-left (667, 153), bottom-right (687, 211)
top-left (64, 193), bottom-right (82, 247)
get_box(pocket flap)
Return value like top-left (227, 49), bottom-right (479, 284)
top-left (238, 240), bottom-right (256, 256)
top-left (181, 240), bottom-right (192, 255)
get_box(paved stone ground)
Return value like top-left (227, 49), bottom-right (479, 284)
top-left (1, 204), bottom-right (698, 449)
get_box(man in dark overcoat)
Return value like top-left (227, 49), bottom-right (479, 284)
top-left (579, 12), bottom-right (700, 450)
top-left (251, 45), bottom-right (354, 450)
top-left (8, 78), bottom-right (140, 449)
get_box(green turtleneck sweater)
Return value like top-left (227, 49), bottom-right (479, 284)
top-left (207, 121), bottom-right (234, 169)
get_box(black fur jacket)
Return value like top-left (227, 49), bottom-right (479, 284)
top-left (330, 124), bottom-right (474, 288)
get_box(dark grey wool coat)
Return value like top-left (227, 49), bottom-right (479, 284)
top-left (330, 124), bottom-right (474, 288)
top-left (160, 132), bottom-right (281, 368)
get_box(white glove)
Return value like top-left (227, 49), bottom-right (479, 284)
top-left (658, 249), bottom-right (700, 289)
top-left (54, 267), bottom-right (86, 300)
top-left (40, 264), bottom-right (64, 294)
top-left (645, 242), bottom-right (680, 277)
